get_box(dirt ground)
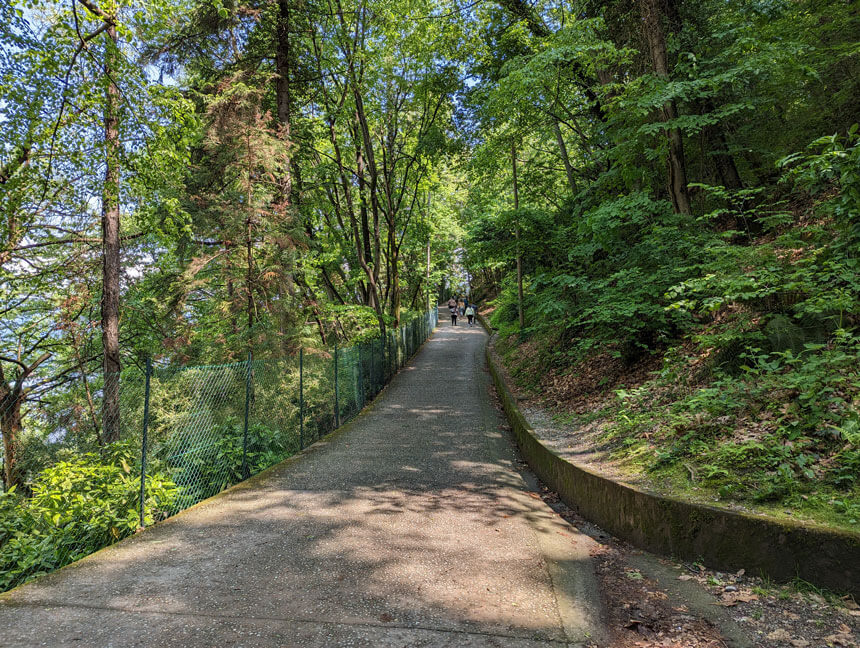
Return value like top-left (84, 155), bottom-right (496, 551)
top-left (549, 482), bottom-right (859, 648)
top-left (518, 460), bottom-right (860, 648)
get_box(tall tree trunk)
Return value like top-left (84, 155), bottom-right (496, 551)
top-left (355, 141), bottom-right (374, 296)
top-left (552, 119), bottom-right (577, 194)
top-left (426, 237), bottom-right (431, 311)
top-left (246, 126), bottom-right (255, 350)
top-left (352, 97), bottom-right (383, 297)
top-left (639, 0), bottom-right (691, 215)
top-left (1, 389), bottom-right (22, 490)
top-left (275, 0), bottom-right (293, 204)
top-left (0, 353), bottom-right (49, 489)
top-left (101, 22), bottom-right (121, 442)
top-left (246, 215), bottom-right (254, 347)
top-left (274, 0), bottom-right (300, 348)
top-left (512, 145), bottom-right (524, 330)
top-left (389, 224), bottom-right (401, 325)
top-left (701, 99), bottom-right (743, 190)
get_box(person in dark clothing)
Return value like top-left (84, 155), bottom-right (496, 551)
top-left (450, 304), bottom-right (458, 326)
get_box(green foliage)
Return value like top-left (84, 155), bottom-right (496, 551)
top-left (593, 327), bottom-right (860, 527)
top-left (164, 423), bottom-right (294, 505)
top-left (0, 442), bottom-right (176, 591)
top-left (779, 128), bottom-right (860, 223)
top-left (466, 0), bottom-right (860, 531)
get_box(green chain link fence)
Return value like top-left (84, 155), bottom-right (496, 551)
top-left (0, 308), bottom-right (437, 592)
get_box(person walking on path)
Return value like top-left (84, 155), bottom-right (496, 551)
top-left (450, 303), bottom-right (458, 326)
top-left (465, 303), bottom-right (475, 326)
top-left (447, 297), bottom-right (457, 311)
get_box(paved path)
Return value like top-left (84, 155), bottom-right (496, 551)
top-left (0, 313), bottom-right (604, 647)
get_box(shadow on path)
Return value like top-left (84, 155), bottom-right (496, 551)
top-left (0, 311), bottom-right (603, 648)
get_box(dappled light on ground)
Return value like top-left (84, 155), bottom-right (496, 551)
top-left (0, 311), bottom-right (602, 647)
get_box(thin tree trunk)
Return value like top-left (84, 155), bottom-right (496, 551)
top-left (327, 116), bottom-right (375, 310)
top-left (246, 130), bottom-right (255, 350)
top-left (73, 336), bottom-right (101, 445)
top-left (274, 0), bottom-right (304, 350)
top-left (352, 98), bottom-right (383, 298)
top-left (275, 0), bottom-right (293, 205)
top-left (389, 225), bottom-right (401, 325)
top-left (552, 119), bottom-right (577, 194)
top-left (101, 22), bottom-right (121, 442)
top-left (426, 237), bottom-right (431, 310)
top-left (512, 145), bottom-right (524, 330)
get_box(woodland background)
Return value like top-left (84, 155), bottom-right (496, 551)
top-left (1, 0), bottom-right (859, 587)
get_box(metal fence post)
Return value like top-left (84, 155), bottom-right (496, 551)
top-left (299, 348), bottom-right (305, 449)
top-left (358, 344), bottom-right (365, 408)
top-left (370, 339), bottom-right (375, 395)
top-left (334, 343), bottom-right (340, 427)
top-left (241, 352), bottom-right (252, 479)
top-left (138, 357), bottom-right (152, 530)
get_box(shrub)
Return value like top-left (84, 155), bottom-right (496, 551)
top-left (0, 441), bottom-right (176, 591)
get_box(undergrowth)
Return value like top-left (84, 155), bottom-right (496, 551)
top-left (485, 131), bottom-right (860, 531)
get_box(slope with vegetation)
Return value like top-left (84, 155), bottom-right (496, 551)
top-left (464, 0), bottom-right (860, 530)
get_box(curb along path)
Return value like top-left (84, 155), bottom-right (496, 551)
top-left (0, 311), bottom-right (605, 648)
top-left (480, 319), bottom-right (860, 598)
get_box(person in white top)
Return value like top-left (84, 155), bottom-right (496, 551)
top-left (465, 304), bottom-right (475, 326)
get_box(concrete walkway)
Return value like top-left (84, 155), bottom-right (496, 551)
top-left (0, 312), bottom-right (604, 647)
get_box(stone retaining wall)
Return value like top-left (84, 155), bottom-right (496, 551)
top-left (479, 314), bottom-right (860, 596)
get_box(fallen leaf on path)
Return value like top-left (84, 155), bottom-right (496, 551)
top-left (823, 632), bottom-right (857, 647)
top-left (718, 592), bottom-right (758, 606)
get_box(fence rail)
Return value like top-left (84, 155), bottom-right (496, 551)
top-left (0, 308), bottom-right (438, 592)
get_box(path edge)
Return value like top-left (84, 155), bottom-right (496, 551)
top-left (0, 325), bottom-right (438, 601)
top-left (478, 315), bottom-right (860, 597)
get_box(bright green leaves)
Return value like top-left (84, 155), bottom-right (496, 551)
top-left (0, 441), bottom-right (177, 590)
top-left (779, 130), bottom-right (860, 222)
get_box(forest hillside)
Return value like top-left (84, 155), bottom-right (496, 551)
top-left (1, 0), bottom-right (859, 589)
top-left (465, 0), bottom-right (860, 530)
